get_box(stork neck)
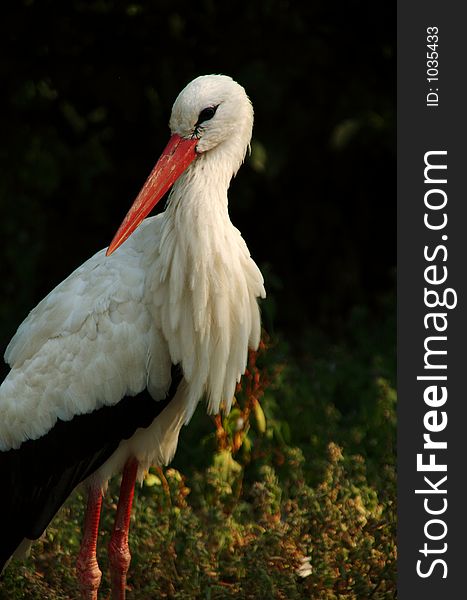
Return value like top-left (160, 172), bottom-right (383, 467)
top-left (165, 150), bottom-right (233, 226)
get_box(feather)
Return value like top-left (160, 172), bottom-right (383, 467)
top-left (0, 75), bottom-right (265, 572)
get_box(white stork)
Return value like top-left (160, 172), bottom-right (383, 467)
top-left (0, 75), bottom-right (265, 599)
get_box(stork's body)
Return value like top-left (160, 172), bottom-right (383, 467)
top-left (0, 75), bottom-right (265, 598)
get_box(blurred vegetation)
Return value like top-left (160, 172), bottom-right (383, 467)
top-left (1, 311), bottom-right (396, 598)
top-left (0, 0), bottom-right (395, 598)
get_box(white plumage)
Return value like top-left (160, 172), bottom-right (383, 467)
top-left (0, 74), bottom-right (265, 597)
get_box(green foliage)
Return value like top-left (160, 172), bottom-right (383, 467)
top-left (1, 297), bottom-right (396, 599)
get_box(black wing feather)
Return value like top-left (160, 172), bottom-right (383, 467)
top-left (0, 364), bottom-right (182, 572)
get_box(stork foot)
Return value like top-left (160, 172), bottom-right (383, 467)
top-left (77, 488), bottom-right (103, 600)
top-left (108, 458), bottom-right (138, 600)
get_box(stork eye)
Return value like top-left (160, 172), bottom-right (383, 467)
top-left (196, 105), bottom-right (218, 126)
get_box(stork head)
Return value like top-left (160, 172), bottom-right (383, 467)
top-left (170, 74), bottom-right (253, 157)
top-left (107, 75), bottom-right (253, 256)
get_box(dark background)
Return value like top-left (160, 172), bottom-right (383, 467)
top-left (0, 0), bottom-right (395, 361)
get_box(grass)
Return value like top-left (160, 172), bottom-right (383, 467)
top-left (0, 299), bottom-right (396, 599)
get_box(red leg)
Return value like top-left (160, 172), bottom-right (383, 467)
top-left (108, 458), bottom-right (139, 600)
top-left (77, 487), bottom-right (103, 600)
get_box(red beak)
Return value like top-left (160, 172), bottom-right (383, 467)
top-left (106, 134), bottom-right (198, 256)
